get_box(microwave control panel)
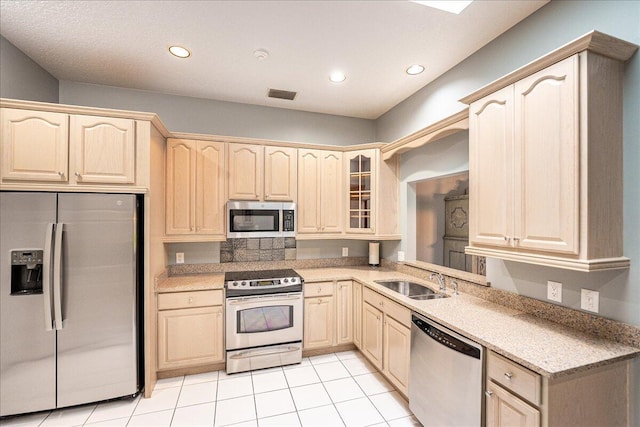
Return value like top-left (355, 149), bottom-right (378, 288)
top-left (283, 210), bottom-right (295, 232)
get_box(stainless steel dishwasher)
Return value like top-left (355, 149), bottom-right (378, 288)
top-left (409, 312), bottom-right (484, 426)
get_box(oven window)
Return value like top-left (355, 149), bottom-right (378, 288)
top-left (237, 305), bottom-right (293, 333)
top-left (230, 209), bottom-right (279, 232)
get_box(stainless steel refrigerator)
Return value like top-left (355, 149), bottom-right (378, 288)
top-left (0, 192), bottom-right (140, 417)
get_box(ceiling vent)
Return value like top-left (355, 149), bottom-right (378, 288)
top-left (268, 89), bottom-right (297, 101)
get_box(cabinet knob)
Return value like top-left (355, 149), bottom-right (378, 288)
top-left (75, 172), bottom-right (82, 180)
top-left (317, 298), bottom-right (322, 304)
top-left (188, 297), bottom-right (194, 304)
top-left (485, 390), bottom-right (494, 397)
top-left (504, 236), bottom-right (510, 241)
top-left (379, 301), bottom-right (383, 307)
top-left (190, 226), bottom-right (194, 231)
top-left (58, 171), bottom-right (65, 178)
top-left (513, 237), bottom-right (520, 243)
top-left (317, 288), bottom-right (321, 293)
top-left (504, 372), bottom-right (513, 381)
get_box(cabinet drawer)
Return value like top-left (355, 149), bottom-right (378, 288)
top-left (364, 287), bottom-right (411, 327)
top-left (363, 286), bottom-right (385, 308)
top-left (305, 281), bottom-right (334, 297)
top-left (158, 290), bottom-right (223, 310)
top-left (487, 351), bottom-right (541, 406)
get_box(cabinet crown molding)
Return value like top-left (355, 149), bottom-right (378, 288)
top-left (459, 30), bottom-right (638, 105)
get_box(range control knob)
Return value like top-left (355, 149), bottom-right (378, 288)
top-left (283, 278), bottom-right (289, 283)
top-left (242, 281), bottom-right (247, 286)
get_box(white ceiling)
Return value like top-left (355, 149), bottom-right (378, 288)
top-left (0, 0), bottom-right (548, 119)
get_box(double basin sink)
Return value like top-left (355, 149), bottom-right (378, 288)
top-left (373, 280), bottom-right (449, 300)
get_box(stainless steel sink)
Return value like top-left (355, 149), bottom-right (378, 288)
top-left (373, 280), bottom-right (449, 300)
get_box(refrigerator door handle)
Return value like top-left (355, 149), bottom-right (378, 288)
top-left (43, 223), bottom-right (55, 331)
top-left (53, 222), bottom-right (64, 330)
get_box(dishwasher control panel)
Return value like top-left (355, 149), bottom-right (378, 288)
top-left (412, 315), bottom-right (481, 359)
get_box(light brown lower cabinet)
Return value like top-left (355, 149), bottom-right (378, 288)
top-left (303, 296), bottom-right (334, 349)
top-left (303, 281), bottom-right (335, 349)
top-left (486, 381), bottom-right (540, 427)
top-left (352, 281), bottom-right (363, 349)
top-left (486, 350), bottom-right (631, 427)
top-left (361, 288), bottom-right (411, 395)
top-left (157, 290), bottom-right (224, 370)
top-left (362, 302), bottom-right (384, 370)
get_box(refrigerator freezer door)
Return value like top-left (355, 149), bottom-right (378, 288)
top-left (56, 193), bottom-right (138, 407)
top-left (0, 192), bottom-right (57, 417)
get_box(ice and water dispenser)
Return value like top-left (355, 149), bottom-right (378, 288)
top-left (10, 250), bottom-right (44, 294)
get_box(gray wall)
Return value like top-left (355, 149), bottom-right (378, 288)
top-left (59, 81), bottom-right (375, 146)
top-left (0, 35), bottom-right (58, 103)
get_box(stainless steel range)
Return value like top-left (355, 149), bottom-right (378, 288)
top-left (225, 269), bottom-right (304, 374)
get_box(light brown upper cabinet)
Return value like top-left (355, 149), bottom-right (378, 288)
top-left (70, 115), bottom-right (135, 184)
top-left (297, 149), bottom-right (343, 234)
top-left (464, 46), bottom-right (634, 271)
top-left (1, 108), bottom-right (69, 182)
top-left (166, 138), bottom-right (226, 238)
top-left (344, 149), bottom-right (400, 238)
top-left (227, 143), bottom-right (297, 201)
top-left (1, 109), bottom-right (137, 186)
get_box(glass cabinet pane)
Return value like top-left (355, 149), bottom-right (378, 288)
top-left (347, 152), bottom-right (373, 230)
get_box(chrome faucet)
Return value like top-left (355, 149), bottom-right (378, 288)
top-left (429, 272), bottom-right (446, 292)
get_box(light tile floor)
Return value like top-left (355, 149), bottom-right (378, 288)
top-left (0, 350), bottom-right (422, 427)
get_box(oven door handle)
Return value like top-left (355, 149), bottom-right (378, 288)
top-left (229, 345), bottom-right (302, 359)
top-left (227, 295), bottom-right (301, 305)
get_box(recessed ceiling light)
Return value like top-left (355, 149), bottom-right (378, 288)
top-left (406, 64), bottom-right (425, 75)
top-left (410, 1), bottom-right (473, 14)
top-left (330, 71), bottom-right (346, 83)
top-left (168, 45), bottom-right (191, 58)
top-left (254, 49), bottom-right (269, 60)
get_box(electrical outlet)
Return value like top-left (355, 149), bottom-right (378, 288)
top-left (342, 247), bottom-right (349, 257)
top-left (581, 289), bottom-right (599, 313)
top-left (176, 252), bottom-right (184, 264)
top-left (397, 251), bottom-right (405, 262)
top-left (547, 281), bottom-right (562, 302)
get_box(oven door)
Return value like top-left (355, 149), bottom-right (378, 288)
top-left (225, 292), bottom-right (303, 350)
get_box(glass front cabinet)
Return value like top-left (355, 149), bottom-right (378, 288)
top-left (346, 149), bottom-right (377, 233)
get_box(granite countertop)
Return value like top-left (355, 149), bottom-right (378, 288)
top-left (155, 266), bottom-right (640, 379)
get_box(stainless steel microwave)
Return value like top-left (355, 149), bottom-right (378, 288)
top-left (227, 201), bottom-right (295, 238)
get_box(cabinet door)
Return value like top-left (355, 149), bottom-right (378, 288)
top-left (320, 151), bottom-right (343, 233)
top-left (352, 281), bottom-right (363, 349)
top-left (196, 141), bottom-right (225, 235)
top-left (469, 86), bottom-right (514, 248)
top-left (345, 150), bottom-right (376, 233)
top-left (336, 281), bottom-right (353, 345)
top-left (1, 108), bottom-right (69, 182)
top-left (383, 316), bottom-right (410, 395)
top-left (166, 139), bottom-right (195, 234)
top-left (265, 146), bottom-right (297, 201)
top-left (361, 302), bottom-right (383, 370)
top-left (70, 115), bottom-right (135, 184)
top-left (228, 144), bottom-right (263, 200)
top-left (486, 382), bottom-right (540, 427)
top-left (297, 149), bottom-right (320, 233)
top-left (514, 56), bottom-right (579, 254)
top-left (303, 296), bottom-right (334, 349)
top-left (157, 306), bottom-right (224, 370)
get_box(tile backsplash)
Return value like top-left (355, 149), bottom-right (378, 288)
top-left (220, 237), bottom-right (296, 263)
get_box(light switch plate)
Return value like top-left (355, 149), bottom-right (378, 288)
top-left (342, 247), bottom-right (348, 257)
top-left (397, 251), bottom-right (405, 262)
top-left (581, 289), bottom-right (599, 313)
top-left (547, 281), bottom-right (562, 302)
top-left (176, 252), bottom-right (185, 264)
